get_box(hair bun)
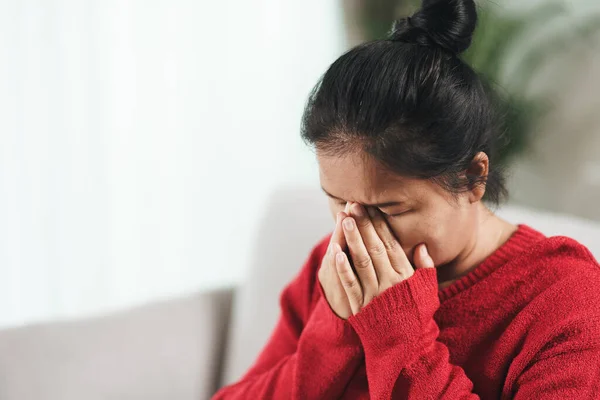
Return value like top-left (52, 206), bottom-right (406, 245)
top-left (389, 0), bottom-right (477, 55)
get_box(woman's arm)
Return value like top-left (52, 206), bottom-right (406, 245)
top-left (211, 235), bottom-right (364, 399)
top-left (509, 319), bottom-right (600, 399)
top-left (347, 267), bottom-right (600, 400)
top-left (347, 267), bottom-right (480, 399)
top-left (506, 268), bottom-right (600, 399)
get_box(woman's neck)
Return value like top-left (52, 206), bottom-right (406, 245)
top-left (436, 204), bottom-right (518, 290)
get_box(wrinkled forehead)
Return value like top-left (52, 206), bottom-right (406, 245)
top-left (317, 151), bottom-right (408, 203)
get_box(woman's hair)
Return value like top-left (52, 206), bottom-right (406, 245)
top-left (300, 0), bottom-right (508, 206)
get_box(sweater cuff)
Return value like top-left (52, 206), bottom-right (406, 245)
top-left (314, 281), bottom-right (362, 344)
top-left (347, 268), bottom-right (440, 350)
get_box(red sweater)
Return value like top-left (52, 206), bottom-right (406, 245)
top-left (212, 224), bottom-right (600, 399)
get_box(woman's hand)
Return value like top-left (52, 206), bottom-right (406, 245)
top-left (335, 202), bottom-right (435, 317)
top-left (317, 208), bottom-right (355, 319)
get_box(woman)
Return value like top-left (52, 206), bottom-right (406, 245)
top-left (213, 0), bottom-right (600, 398)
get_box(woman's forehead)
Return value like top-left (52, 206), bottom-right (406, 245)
top-left (317, 152), bottom-right (413, 202)
top-left (316, 150), bottom-right (452, 206)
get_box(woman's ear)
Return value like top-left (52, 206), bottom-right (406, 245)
top-left (466, 152), bottom-right (489, 203)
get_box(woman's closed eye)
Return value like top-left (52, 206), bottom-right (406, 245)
top-left (380, 209), bottom-right (411, 218)
top-left (333, 199), bottom-right (410, 218)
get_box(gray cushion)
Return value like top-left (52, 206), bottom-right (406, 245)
top-left (0, 288), bottom-right (233, 400)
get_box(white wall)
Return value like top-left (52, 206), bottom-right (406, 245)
top-left (0, 0), bottom-right (344, 328)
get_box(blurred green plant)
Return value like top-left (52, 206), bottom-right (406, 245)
top-left (355, 0), bottom-right (600, 165)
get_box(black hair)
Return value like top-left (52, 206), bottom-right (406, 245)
top-left (300, 0), bottom-right (508, 206)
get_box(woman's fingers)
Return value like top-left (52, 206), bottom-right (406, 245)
top-left (367, 207), bottom-right (413, 279)
top-left (335, 249), bottom-right (362, 315)
top-left (319, 240), bottom-right (354, 320)
top-left (413, 243), bottom-right (435, 269)
top-left (327, 212), bottom-right (346, 261)
top-left (330, 212), bottom-right (349, 253)
top-left (331, 242), bottom-right (353, 306)
top-left (326, 214), bottom-right (348, 282)
top-left (342, 212), bottom-right (378, 304)
top-left (349, 203), bottom-right (397, 284)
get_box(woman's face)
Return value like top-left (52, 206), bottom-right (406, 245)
top-left (318, 150), bottom-right (480, 269)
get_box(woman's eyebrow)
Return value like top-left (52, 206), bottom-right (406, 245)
top-left (320, 186), bottom-right (404, 208)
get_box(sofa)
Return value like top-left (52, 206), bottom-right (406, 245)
top-left (1, 186), bottom-right (599, 400)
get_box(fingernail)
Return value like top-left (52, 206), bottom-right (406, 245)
top-left (420, 245), bottom-right (434, 268)
top-left (352, 203), bottom-right (365, 217)
top-left (343, 218), bottom-right (354, 231)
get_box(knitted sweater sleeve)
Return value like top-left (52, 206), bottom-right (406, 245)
top-left (344, 257), bottom-right (600, 400)
top-left (347, 267), bottom-right (480, 399)
top-left (510, 317), bottom-right (600, 399)
top-left (507, 262), bottom-right (600, 399)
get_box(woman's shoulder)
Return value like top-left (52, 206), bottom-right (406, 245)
top-left (522, 224), bottom-right (600, 276)
top-left (513, 224), bottom-right (600, 316)
top-left (506, 226), bottom-right (600, 351)
top-left (494, 224), bottom-right (600, 313)
top-left (296, 232), bottom-right (332, 283)
top-left (277, 232), bottom-right (333, 322)
top-left (309, 232), bottom-right (333, 265)
top-left (486, 223), bottom-right (599, 284)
